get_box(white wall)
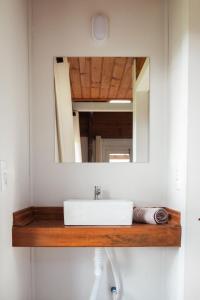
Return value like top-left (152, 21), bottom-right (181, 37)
top-left (167, 1), bottom-right (200, 299)
top-left (167, 0), bottom-right (189, 212)
top-left (166, 1), bottom-right (189, 299)
top-left (0, 0), bottom-right (31, 299)
top-left (30, 0), bottom-right (174, 299)
top-left (184, 0), bottom-right (200, 298)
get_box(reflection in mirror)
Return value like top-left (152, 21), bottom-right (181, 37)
top-left (54, 57), bottom-right (149, 163)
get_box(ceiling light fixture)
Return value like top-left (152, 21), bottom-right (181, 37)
top-left (91, 14), bottom-right (109, 41)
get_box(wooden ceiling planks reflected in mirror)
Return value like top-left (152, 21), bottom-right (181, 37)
top-left (68, 57), bottom-right (146, 101)
top-left (54, 57), bottom-right (149, 163)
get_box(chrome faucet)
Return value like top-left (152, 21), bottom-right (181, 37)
top-left (94, 186), bottom-right (101, 200)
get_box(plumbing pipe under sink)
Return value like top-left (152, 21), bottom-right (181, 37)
top-left (89, 248), bottom-right (122, 300)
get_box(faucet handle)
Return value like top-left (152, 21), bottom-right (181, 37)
top-left (95, 185), bottom-right (101, 191)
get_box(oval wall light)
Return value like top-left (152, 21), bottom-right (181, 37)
top-left (91, 14), bottom-right (109, 41)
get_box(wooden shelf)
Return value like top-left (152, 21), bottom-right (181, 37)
top-left (12, 207), bottom-right (181, 247)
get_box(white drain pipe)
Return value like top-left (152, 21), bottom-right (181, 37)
top-left (89, 248), bottom-right (105, 300)
top-left (89, 248), bottom-right (122, 300)
top-left (105, 248), bottom-right (122, 300)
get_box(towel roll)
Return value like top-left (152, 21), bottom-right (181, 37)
top-left (133, 207), bottom-right (169, 224)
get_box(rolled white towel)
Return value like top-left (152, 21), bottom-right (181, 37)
top-left (133, 207), bottom-right (169, 224)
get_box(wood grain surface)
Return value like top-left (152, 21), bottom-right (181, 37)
top-left (12, 207), bottom-right (181, 247)
top-left (67, 57), bottom-right (146, 101)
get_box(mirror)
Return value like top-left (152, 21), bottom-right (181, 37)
top-left (54, 57), bottom-right (149, 163)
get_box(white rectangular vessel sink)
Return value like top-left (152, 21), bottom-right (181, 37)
top-left (64, 199), bottom-right (134, 226)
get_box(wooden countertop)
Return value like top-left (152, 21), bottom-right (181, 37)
top-left (12, 207), bottom-right (181, 247)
